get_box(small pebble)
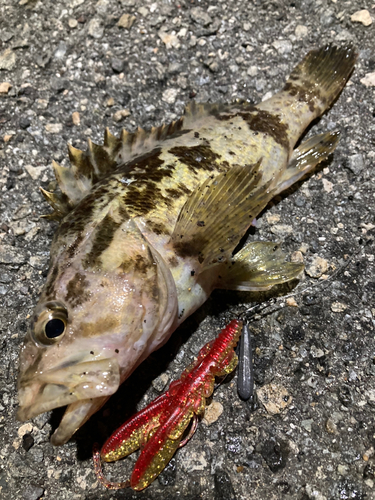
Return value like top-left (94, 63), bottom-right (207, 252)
top-left (0, 245), bottom-right (27, 264)
top-left (138, 6), bottom-right (149, 17)
top-left (111, 58), bottom-right (125, 73)
top-left (270, 224), bottom-right (294, 237)
top-left (350, 10), bottom-right (372, 27)
top-left (337, 464), bottom-right (349, 475)
top-left (151, 372), bottom-right (169, 392)
top-left (347, 154), bottom-right (364, 174)
top-left (113, 109), bottom-right (131, 122)
top-left (19, 116), bottom-right (31, 129)
top-left (24, 164), bottom-right (47, 180)
top-left (117, 13), bottom-right (136, 29)
top-left (0, 48), bottom-right (16, 70)
top-left (326, 418), bottom-right (338, 434)
top-left (162, 88), bottom-right (179, 104)
top-left (88, 18), bottom-right (104, 39)
top-left (286, 297), bottom-right (298, 307)
top-left (50, 77), bottom-right (69, 92)
top-left (331, 302), bottom-right (347, 313)
top-left (68, 18), bottom-right (78, 29)
top-left (158, 29), bottom-right (180, 49)
top-left (45, 123), bottom-right (63, 134)
top-left (0, 82), bottom-right (12, 93)
top-left (360, 72), bottom-right (375, 87)
top-left (257, 383), bottom-right (292, 414)
top-left (22, 485), bottom-right (44, 500)
top-left (72, 111), bottom-right (80, 126)
top-left (305, 255), bottom-right (328, 278)
top-left (54, 41), bottom-right (67, 60)
top-left (272, 40), bottom-right (293, 55)
top-left (322, 178), bottom-right (333, 193)
top-left (203, 401), bottom-right (223, 425)
top-left (291, 250), bottom-right (304, 263)
top-left (295, 25), bottom-right (308, 38)
top-left (190, 7), bottom-right (212, 26)
top-left (301, 419), bottom-right (313, 432)
top-left (18, 423), bottom-right (34, 437)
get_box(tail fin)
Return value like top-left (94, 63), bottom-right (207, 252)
top-left (283, 45), bottom-right (358, 116)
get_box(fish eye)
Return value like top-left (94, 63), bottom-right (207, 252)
top-left (33, 302), bottom-right (68, 346)
top-left (45, 318), bottom-right (66, 339)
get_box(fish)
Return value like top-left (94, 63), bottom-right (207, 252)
top-left (17, 45), bottom-right (357, 446)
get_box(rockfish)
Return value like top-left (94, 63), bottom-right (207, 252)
top-left (17, 45), bottom-right (357, 445)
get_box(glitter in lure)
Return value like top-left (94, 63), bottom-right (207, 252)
top-left (93, 319), bottom-right (243, 491)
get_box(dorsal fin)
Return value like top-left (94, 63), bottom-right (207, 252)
top-left (43, 118), bottom-right (185, 220)
top-left (183, 100), bottom-right (255, 128)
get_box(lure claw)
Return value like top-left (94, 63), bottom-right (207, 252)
top-left (93, 319), bottom-right (243, 490)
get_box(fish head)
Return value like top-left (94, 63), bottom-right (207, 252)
top-left (17, 203), bottom-right (178, 445)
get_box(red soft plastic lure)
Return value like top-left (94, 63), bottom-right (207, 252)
top-left (93, 319), bottom-right (243, 491)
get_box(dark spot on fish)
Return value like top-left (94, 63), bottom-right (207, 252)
top-left (83, 214), bottom-right (122, 270)
top-left (115, 349), bottom-right (119, 353)
top-left (66, 232), bottom-right (84, 259)
top-left (229, 151), bottom-right (235, 155)
top-left (283, 80), bottom-right (325, 113)
top-left (151, 282), bottom-right (159, 301)
top-left (57, 184), bottom-right (117, 241)
top-left (45, 264), bottom-right (59, 297)
top-left (177, 183), bottom-right (192, 195)
top-left (191, 270), bottom-right (195, 276)
top-left (134, 255), bottom-right (152, 274)
top-left (166, 188), bottom-right (184, 199)
top-left (173, 233), bottom-right (209, 262)
top-left (169, 144), bottom-right (228, 174)
top-left (240, 110), bottom-right (290, 149)
top-left (147, 220), bottom-right (170, 236)
top-left (194, 132), bottom-right (200, 138)
top-left (90, 351), bottom-right (94, 355)
top-left (120, 148), bottom-right (178, 216)
top-left (178, 308), bottom-right (185, 319)
top-left (197, 220), bottom-right (205, 227)
top-left (65, 272), bottom-right (91, 307)
top-left (168, 255), bottom-right (179, 267)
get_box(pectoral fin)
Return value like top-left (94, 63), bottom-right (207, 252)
top-left (172, 161), bottom-right (274, 272)
top-left (215, 241), bottom-right (304, 291)
top-left (275, 131), bottom-right (340, 194)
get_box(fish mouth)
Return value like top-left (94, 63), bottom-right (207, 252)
top-left (17, 357), bottom-right (120, 429)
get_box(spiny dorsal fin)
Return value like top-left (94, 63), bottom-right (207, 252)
top-left (39, 187), bottom-right (70, 220)
top-left (42, 118), bottom-right (185, 220)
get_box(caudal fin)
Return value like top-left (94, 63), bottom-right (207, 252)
top-left (283, 45), bottom-right (358, 116)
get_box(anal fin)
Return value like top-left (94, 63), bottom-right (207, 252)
top-left (275, 131), bottom-right (340, 195)
top-left (215, 241), bottom-right (304, 291)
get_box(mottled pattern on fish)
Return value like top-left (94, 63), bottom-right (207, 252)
top-left (18, 45), bottom-right (357, 446)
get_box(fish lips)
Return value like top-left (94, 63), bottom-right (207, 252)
top-left (17, 357), bottom-right (120, 422)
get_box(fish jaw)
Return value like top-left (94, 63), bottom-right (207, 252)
top-left (17, 353), bottom-right (121, 422)
top-left (50, 397), bottom-right (109, 445)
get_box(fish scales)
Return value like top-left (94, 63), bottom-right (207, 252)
top-left (17, 45), bottom-right (357, 446)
